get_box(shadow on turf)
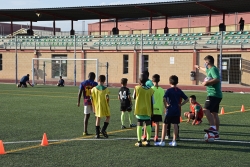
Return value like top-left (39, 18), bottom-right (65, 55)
top-left (175, 140), bottom-right (250, 153)
top-left (220, 123), bottom-right (250, 128)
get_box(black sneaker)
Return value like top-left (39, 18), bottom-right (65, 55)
top-left (95, 135), bottom-right (100, 139)
top-left (145, 140), bottom-right (150, 146)
top-left (101, 130), bottom-right (108, 138)
top-left (121, 125), bottom-right (126, 129)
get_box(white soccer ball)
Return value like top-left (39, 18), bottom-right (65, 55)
top-left (204, 77), bottom-right (213, 82)
top-left (204, 132), bottom-right (215, 142)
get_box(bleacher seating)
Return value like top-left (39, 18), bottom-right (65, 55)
top-left (0, 31), bottom-right (249, 50)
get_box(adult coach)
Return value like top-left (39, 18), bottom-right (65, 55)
top-left (77, 72), bottom-right (98, 136)
top-left (195, 55), bottom-right (222, 139)
top-left (17, 74), bottom-right (33, 88)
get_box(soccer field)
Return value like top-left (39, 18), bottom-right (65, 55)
top-left (0, 84), bottom-right (250, 167)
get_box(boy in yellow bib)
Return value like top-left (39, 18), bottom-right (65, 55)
top-left (91, 75), bottom-right (110, 138)
top-left (133, 74), bottom-right (154, 147)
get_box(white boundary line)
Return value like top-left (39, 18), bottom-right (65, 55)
top-left (3, 138), bottom-right (250, 144)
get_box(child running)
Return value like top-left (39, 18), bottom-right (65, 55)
top-left (155, 75), bottom-right (188, 147)
top-left (151, 74), bottom-right (165, 142)
top-left (133, 74), bottom-right (154, 147)
top-left (91, 75), bottom-right (110, 139)
top-left (118, 78), bottom-right (136, 129)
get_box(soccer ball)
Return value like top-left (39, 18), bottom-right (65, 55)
top-left (204, 132), bottom-right (215, 142)
top-left (204, 77), bottom-right (213, 82)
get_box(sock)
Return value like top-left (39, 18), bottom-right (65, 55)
top-left (102, 122), bottom-right (109, 132)
top-left (95, 126), bottom-right (100, 135)
top-left (210, 126), bottom-right (216, 130)
top-left (121, 112), bottom-right (125, 125)
top-left (128, 112), bottom-right (133, 124)
top-left (146, 125), bottom-right (152, 141)
top-left (137, 126), bottom-right (142, 141)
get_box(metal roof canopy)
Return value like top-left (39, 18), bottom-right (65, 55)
top-left (0, 0), bottom-right (249, 22)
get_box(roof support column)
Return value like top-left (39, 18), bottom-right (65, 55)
top-left (149, 13), bottom-right (152, 34)
top-left (29, 21), bottom-right (33, 35)
top-left (223, 12), bottom-right (225, 24)
top-left (10, 20), bottom-right (13, 36)
top-left (219, 12), bottom-right (226, 32)
top-left (99, 18), bottom-right (101, 36)
top-left (53, 20), bottom-right (56, 36)
top-left (112, 18), bottom-right (119, 35)
top-left (70, 20), bottom-right (75, 35)
top-left (164, 15), bottom-right (169, 34)
top-left (207, 12), bottom-right (211, 34)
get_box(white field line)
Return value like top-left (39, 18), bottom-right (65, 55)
top-left (3, 137), bottom-right (250, 144)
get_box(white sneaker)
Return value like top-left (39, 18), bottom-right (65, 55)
top-left (169, 141), bottom-right (177, 147)
top-left (157, 141), bottom-right (165, 147)
top-left (154, 141), bottom-right (166, 147)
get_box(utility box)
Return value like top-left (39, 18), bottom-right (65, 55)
top-left (190, 71), bottom-right (196, 81)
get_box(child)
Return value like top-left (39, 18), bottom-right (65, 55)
top-left (77, 72), bottom-right (98, 136)
top-left (118, 78), bottom-right (136, 129)
top-left (141, 70), bottom-right (154, 141)
top-left (155, 75), bottom-right (188, 147)
top-left (91, 75), bottom-right (110, 138)
top-left (151, 74), bottom-right (165, 142)
top-left (57, 76), bottom-right (65, 87)
top-left (184, 95), bottom-right (203, 125)
top-left (133, 73), bottom-right (154, 147)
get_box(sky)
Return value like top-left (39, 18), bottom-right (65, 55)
top-left (0, 0), bottom-right (172, 31)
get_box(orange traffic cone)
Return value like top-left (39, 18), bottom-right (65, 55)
top-left (220, 107), bottom-right (225, 115)
top-left (241, 105), bottom-right (245, 112)
top-left (180, 117), bottom-right (183, 122)
top-left (41, 133), bottom-right (49, 146)
top-left (0, 140), bottom-right (6, 155)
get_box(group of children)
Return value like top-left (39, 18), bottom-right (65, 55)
top-left (77, 71), bottom-right (204, 147)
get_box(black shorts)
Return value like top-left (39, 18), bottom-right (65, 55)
top-left (151, 115), bottom-right (162, 122)
top-left (204, 96), bottom-right (222, 113)
top-left (164, 116), bottom-right (180, 124)
top-left (120, 105), bottom-right (132, 112)
top-left (20, 82), bottom-right (27, 87)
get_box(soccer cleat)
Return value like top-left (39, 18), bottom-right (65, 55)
top-left (195, 120), bottom-right (202, 125)
top-left (145, 140), bottom-right (150, 146)
top-left (121, 125), bottom-right (126, 129)
top-left (135, 141), bottom-right (142, 147)
top-left (95, 135), bottom-right (100, 139)
top-left (204, 127), bottom-right (217, 134)
top-left (214, 134), bottom-right (220, 140)
top-left (83, 132), bottom-right (89, 136)
top-left (141, 135), bottom-right (147, 141)
top-left (155, 141), bottom-right (166, 147)
top-left (101, 130), bottom-right (108, 138)
top-left (129, 123), bottom-right (136, 128)
top-left (169, 141), bottom-right (177, 147)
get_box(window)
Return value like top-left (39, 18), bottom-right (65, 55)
top-left (142, 55), bottom-right (148, 71)
top-left (123, 55), bottom-right (129, 74)
top-left (52, 55), bottom-right (67, 78)
top-left (0, 54), bottom-right (2, 71)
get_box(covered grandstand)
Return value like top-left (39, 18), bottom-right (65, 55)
top-left (0, 0), bottom-right (250, 92)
